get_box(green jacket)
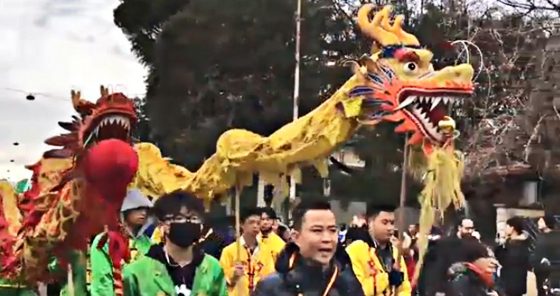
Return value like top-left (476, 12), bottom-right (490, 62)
top-left (0, 279), bottom-right (36, 296)
top-left (123, 254), bottom-right (227, 296)
top-left (89, 232), bottom-right (152, 296)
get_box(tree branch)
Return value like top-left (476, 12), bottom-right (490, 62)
top-left (523, 114), bottom-right (546, 163)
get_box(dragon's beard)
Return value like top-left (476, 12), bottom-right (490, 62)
top-left (409, 145), bottom-right (465, 282)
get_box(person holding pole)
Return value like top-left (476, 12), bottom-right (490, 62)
top-left (346, 204), bottom-right (411, 296)
top-left (123, 190), bottom-right (227, 296)
top-left (220, 208), bottom-right (275, 296)
top-left (90, 189), bottom-right (154, 296)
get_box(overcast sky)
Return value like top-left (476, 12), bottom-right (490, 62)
top-left (0, 0), bottom-right (146, 182)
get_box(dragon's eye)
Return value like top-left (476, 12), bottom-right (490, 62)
top-left (403, 62), bottom-right (418, 73)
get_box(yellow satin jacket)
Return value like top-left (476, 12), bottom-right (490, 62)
top-left (346, 240), bottom-right (411, 296)
top-left (219, 238), bottom-right (276, 296)
top-left (258, 232), bottom-right (286, 261)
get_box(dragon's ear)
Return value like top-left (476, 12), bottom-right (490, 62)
top-left (358, 54), bottom-right (380, 73)
top-left (342, 59), bottom-right (361, 74)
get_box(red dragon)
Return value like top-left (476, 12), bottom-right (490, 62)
top-left (0, 86), bottom-right (139, 283)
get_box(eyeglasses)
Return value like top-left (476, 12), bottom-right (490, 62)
top-left (163, 215), bottom-right (202, 224)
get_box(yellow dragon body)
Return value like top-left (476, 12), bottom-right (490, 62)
top-left (132, 5), bottom-right (474, 216)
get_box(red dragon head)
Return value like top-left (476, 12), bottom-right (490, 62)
top-left (1, 87), bottom-right (140, 282)
top-left (43, 86), bottom-right (137, 157)
top-left (346, 5), bottom-right (474, 153)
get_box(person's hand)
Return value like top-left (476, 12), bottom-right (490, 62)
top-left (232, 263), bottom-right (245, 281)
top-left (428, 234), bottom-right (441, 241)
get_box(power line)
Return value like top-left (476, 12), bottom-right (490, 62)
top-left (1, 87), bottom-right (146, 102)
top-left (1, 87), bottom-right (67, 101)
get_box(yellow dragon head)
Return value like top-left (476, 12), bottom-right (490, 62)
top-left (347, 5), bottom-right (474, 153)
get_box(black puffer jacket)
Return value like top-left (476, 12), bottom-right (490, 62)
top-left (446, 262), bottom-right (497, 296)
top-left (252, 243), bottom-right (364, 296)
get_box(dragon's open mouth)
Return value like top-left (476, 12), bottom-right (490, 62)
top-left (397, 89), bottom-right (471, 143)
top-left (88, 114), bottom-right (131, 144)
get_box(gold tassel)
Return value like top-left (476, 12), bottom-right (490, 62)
top-left (411, 147), bottom-right (465, 282)
top-left (407, 145), bottom-right (427, 181)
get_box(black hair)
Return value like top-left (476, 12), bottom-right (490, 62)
top-left (260, 207), bottom-right (277, 220)
top-left (366, 204), bottom-right (396, 220)
top-left (506, 216), bottom-right (525, 235)
top-left (542, 214), bottom-right (557, 229)
top-left (416, 237), bottom-right (489, 295)
top-left (292, 200), bottom-right (332, 230)
top-left (460, 238), bottom-right (490, 262)
top-left (240, 208), bottom-right (262, 223)
top-left (277, 224), bottom-right (289, 241)
top-left (152, 190), bottom-right (204, 221)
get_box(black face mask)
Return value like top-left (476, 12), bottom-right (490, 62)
top-left (167, 222), bottom-right (202, 248)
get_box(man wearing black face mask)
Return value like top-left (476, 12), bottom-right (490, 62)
top-left (123, 190), bottom-right (227, 296)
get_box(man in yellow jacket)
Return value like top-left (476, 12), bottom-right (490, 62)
top-left (258, 207), bottom-right (285, 260)
top-left (346, 205), bottom-right (412, 296)
top-left (220, 208), bottom-right (275, 296)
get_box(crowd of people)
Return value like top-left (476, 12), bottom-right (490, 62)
top-left (3, 188), bottom-right (559, 296)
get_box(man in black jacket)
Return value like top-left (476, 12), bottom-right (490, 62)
top-left (533, 214), bottom-right (559, 295)
top-left (253, 200), bottom-right (364, 296)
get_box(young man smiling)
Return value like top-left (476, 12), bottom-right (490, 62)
top-left (254, 200), bottom-right (363, 295)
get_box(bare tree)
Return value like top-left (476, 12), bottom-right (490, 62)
top-left (442, 4), bottom-right (553, 181)
top-left (497, 0), bottom-right (560, 16)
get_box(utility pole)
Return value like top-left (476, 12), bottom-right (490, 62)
top-left (398, 134), bottom-right (409, 237)
top-left (289, 0), bottom-right (302, 213)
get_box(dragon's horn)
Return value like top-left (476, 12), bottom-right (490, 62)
top-left (71, 90), bottom-right (81, 111)
top-left (100, 85), bottom-right (109, 97)
top-left (357, 4), bottom-right (419, 49)
top-left (70, 89), bottom-right (95, 116)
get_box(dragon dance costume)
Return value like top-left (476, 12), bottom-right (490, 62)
top-left (0, 3), bottom-right (474, 295)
